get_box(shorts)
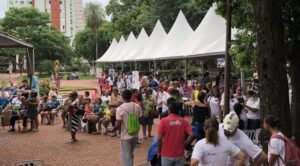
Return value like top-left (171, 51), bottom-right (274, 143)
top-left (140, 117), bottom-right (153, 126)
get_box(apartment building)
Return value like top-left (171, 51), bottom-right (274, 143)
top-left (8, 0), bottom-right (85, 40)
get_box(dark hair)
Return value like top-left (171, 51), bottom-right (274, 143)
top-left (22, 79), bottom-right (28, 83)
top-left (233, 103), bottom-right (243, 116)
top-left (85, 98), bottom-right (91, 103)
top-left (198, 91), bottom-right (206, 104)
top-left (204, 118), bottom-right (219, 147)
top-left (122, 89), bottom-right (132, 101)
top-left (168, 101), bottom-right (180, 114)
top-left (248, 90), bottom-right (257, 96)
top-left (167, 97), bottom-right (176, 105)
top-left (84, 91), bottom-right (90, 96)
top-left (264, 115), bottom-right (281, 129)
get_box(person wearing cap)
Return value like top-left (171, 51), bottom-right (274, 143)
top-left (219, 112), bottom-right (267, 166)
top-left (191, 117), bottom-right (246, 166)
top-left (26, 89), bottom-right (39, 132)
top-left (244, 90), bottom-right (261, 130)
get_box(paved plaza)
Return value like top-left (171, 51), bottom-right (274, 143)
top-left (0, 117), bottom-right (159, 166)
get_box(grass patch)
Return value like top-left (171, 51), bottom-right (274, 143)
top-left (59, 86), bottom-right (94, 92)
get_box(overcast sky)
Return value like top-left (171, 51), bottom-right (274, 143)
top-left (0, 0), bottom-right (110, 18)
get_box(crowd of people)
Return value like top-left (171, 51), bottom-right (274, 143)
top-left (0, 70), bottom-right (298, 166)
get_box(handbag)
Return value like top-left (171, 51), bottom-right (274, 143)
top-left (149, 107), bottom-right (159, 118)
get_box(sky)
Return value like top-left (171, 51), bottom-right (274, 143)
top-left (0, 0), bottom-right (110, 18)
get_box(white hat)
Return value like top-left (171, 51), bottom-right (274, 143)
top-left (223, 112), bottom-right (239, 132)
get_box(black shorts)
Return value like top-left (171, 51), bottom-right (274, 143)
top-left (140, 117), bottom-right (154, 126)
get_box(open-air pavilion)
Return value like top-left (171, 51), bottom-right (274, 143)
top-left (0, 32), bottom-right (35, 87)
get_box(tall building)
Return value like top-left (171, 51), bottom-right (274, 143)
top-left (7, 0), bottom-right (85, 41)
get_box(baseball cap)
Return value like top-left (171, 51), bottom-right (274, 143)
top-left (223, 112), bottom-right (239, 132)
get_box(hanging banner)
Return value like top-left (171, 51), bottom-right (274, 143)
top-left (31, 75), bottom-right (39, 95)
top-left (132, 71), bottom-right (140, 90)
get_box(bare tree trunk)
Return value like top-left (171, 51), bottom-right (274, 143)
top-left (251, 0), bottom-right (292, 136)
top-left (290, 44), bottom-right (300, 146)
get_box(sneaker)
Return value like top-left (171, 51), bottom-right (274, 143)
top-left (33, 129), bottom-right (39, 132)
top-left (8, 128), bottom-right (16, 132)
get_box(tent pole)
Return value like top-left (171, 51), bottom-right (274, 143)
top-left (138, 62), bottom-right (141, 71)
top-left (148, 61), bottom-right (151, 73)
top-left (135, 62), bottom-right (137, 71)
top-left (122, 62), bottom-right (124, 71)
top-left (185, 59), bottom-right (187, 81)
top-left (154, 60), bottom-right (156, 77)
top-left (241, 69), bottom-right (246, 94)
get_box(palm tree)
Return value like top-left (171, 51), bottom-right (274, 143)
top-left (84, 2), bottom-right (105, 61)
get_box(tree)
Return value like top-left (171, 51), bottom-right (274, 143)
top-left (84, 2), bottom-right (105, 61)
top-left (73, 21), bottom-right (115, 61)
top-left (1, 7), bottom-right (73, 70)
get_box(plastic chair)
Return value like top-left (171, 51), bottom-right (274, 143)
top-left (243, 129), bottom-right (261, 146)
top-left (1, 109), bottom-right (12, 130)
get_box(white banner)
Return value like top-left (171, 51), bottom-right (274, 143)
top-left (132, 71), bottom-right (140, 90)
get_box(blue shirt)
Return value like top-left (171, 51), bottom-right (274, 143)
top-left (48, 100), bottom-right (60, 109)
top-left (149, 80), bottom-right (159, 88)
top-left (0, 97), bottom-right (10, 109)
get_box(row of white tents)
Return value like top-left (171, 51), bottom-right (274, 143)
top-left (96, 5), bottom-right (236, 63)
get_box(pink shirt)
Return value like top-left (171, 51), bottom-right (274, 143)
top-left (116, 102), bottom-right (142, 140)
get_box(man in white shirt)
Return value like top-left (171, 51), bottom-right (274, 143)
top-left (219, 112), bottom-right (267, 166)
top-left (244, 90), bottom-right (260, 130)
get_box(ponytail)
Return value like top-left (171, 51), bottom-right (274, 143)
top-left (204, 118), bottom-right (219, 147)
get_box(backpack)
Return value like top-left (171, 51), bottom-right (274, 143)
top-left (124, 104), bottom-right (140, 136)
top-left (271, 134), bottom-right (300, 166)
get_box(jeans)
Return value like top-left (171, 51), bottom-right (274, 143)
top-left (247, 119), bottom-right (261, 130)
top-left (10, 113), bottom-right (20, 127)
top-left (121, 137), bottom-right (138, 166)
top-left (161, 156), bottom-right (185, 166)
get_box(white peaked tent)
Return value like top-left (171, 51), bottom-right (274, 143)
top-left (154, 11), bottom-right (194, 60)
top-left (173, 5), bottom-right (235, 58)
top-left (133, 20), bottom-right (167, 61)
top-left (113, 32), bottom-right (136, 62)
top-left (102, 35), bottom-right (126, 62)
top-left (97, 36), bottom-right (126, 62)
top-left (123, 28), bottom-right (149, 62)
top-left (95, 38), bottom-right (118, 62)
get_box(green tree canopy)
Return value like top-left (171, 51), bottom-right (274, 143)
top-left (1, 7), bottom-right (73, 68)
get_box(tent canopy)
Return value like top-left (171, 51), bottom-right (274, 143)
top-left (113, 32), bottom-right (137, 62)
top-left (0, 32), bottom-right (33, 48)
top-left (96, 4), bottom-right (236, 63)
top-left (123, 28), bottom-right (149, 62)
top-left (95, 38), bottom-right (118, 62)
top-left (132, 20), bottom-right (167, 62)
top-left (154, 10), bottom-right (194, 60)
